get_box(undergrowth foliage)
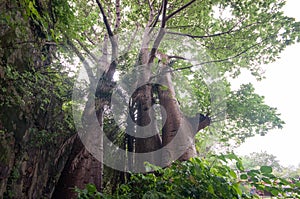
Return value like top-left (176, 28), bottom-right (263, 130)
top-left (76, 155), bottom-right (300, 199)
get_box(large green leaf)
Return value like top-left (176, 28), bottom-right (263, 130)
top-left (260, 165), bottom-right (273, 174)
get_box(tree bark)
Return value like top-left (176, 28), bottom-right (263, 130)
top-left (52, 99), bottom-right (104, 198)
top-left (52, 136), bottom-right (102, 199)
top-left (157, 65), bottom-right (184, 166)
top-left (133, 64), bottom-right (162, 171)
top-left (157, 63), bottom-right (211, 166)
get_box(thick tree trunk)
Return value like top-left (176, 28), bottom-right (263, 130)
top-left (52, 99), bottom-right (104, 198)
top-left (157, 65), bottom-right (186, 166)
top-left (52, 136), bottom-right (102, 199)
top-left (133, 67), bottom-right (162, 171)
top-left (157, 63), bottom-right (211, 165)
top-left (126, 46), bottom-right (161, 171)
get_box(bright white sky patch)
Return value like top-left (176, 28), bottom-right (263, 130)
top-left (212, 4), bottom-right (234, 21)
top-left (234, 0), bottom-right (300, 167)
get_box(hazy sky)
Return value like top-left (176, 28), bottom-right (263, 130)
top-left (234, 0), bottom-right (300, 167)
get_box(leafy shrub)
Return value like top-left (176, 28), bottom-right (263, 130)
top-left (76, 154), bottom-right (300, 199)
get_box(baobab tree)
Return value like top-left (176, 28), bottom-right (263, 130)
top-left (55, 0), bottom-right (299, 197)
top-left (1, 0), bottom-right (297, 198)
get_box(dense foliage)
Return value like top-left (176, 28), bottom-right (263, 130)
top-left (0, 0), bottom-right (77, 197)
top-left (76, 155), bottom-right (300, 198)
top-left (0, 0), bottom-right (76, 142)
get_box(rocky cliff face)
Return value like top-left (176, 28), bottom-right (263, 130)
top-left (0, 1), bottom-right (76, 198)
top-left (0, 129), bottom-right (75, 198)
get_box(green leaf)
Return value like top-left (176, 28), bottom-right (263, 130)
top-left (208, 184), bottom-right (215, 194)
top-left (229, 169), bottom-right (237, 179)
top-left (260, 166), bottom-right (272, 174)
top-left (28, 1), bottom-right (42, 20)
top-left (86, 183), bottom-right (97, 193)
top-left (159, 85), bottom-right (169, 91)
top-left (270, 188), bottom-right (279, 196)
top-left (247, 169), bottom-right (260, 176)
top-left (240, 174), bottom-right (248, 180)
top-left (236, 161), bottom-right (245, 171)
top-left (262, 177), bottom-right (271, 184)
top-left (250, 177), bottom-right (259, 183)
top-left (233, 183), bottom-right (242, 195)
top-left (263, 173), bottom-right (276, 179)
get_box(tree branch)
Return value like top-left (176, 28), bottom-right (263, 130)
top-left (66, 38), bottom-right (95, 85)
top-left (161, 0), bottom-right (168, 28)
top-left (148, 0), bottom-right (168, 63)
top-left (149, 2), bottom-right (163, 29)
top-left (147, 0), bottom-right (154, 24)
top-left (96, 0), bottom-right (118, 79)
top-left (83, 32), bottom-right (96, 45)
top-left (95, 0), bottom-right (114, 37)
top-left (167, 30), bottom-right (233, 39)
top-left (96, 34), bottom-right (109, 76)
top-left (166, 0), bottom-right (196, 21)
top-left (75, 38), bottom-right (98, 63)
top-left (169, 55), bottom-right (187, 60)
top-left (169, 37), bottom-right (271, 73)
top-left (166, 19), bottom-right (261, 39)
top-left (114, 0), bottom-right (121, 31)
